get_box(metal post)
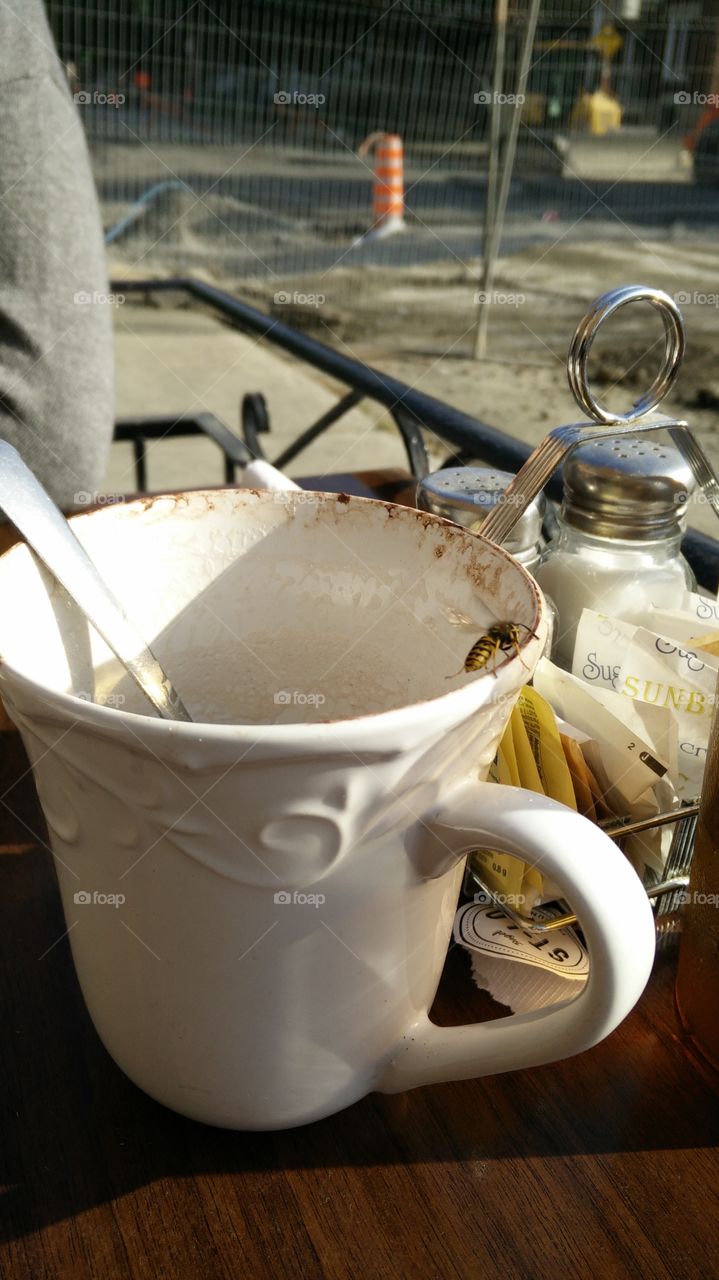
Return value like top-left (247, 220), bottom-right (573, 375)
top-left (473, 0), bottom-right (542, 359)
top-left (483, 0), bottom-right (507, 257)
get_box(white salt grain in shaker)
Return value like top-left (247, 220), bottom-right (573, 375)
top-left (535, 435), bottom-right (697, 668)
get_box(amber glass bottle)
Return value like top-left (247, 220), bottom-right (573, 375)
top-left (676, 680), bottom-right (719, 1075)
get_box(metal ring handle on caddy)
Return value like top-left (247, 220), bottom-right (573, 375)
top-left (475, 284), bottom-right (719, 935)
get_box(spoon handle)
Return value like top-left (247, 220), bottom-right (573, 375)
top-left (0, 442), bottom-right (192, 721)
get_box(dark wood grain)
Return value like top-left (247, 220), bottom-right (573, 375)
top-left (0, 730), bottom-right (717, 1280)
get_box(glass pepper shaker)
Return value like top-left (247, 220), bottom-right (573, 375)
top-left (534, 435), bottom-right (697, 669)
top-left (416, 466), bottom-right (546, 574)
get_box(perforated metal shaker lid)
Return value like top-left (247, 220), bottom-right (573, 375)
top-left (416, 466), bottom-right (545, 555)
top-left (562, 435), bottom-right (696, 539)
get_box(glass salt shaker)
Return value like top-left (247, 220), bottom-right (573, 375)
top-left (416, 466), bottom-right (546, 574)
top-left (535, 435), bottom-right (697, 669)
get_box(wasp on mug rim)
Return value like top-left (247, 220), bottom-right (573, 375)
top-left (446, 621), bottom-right (538, 679)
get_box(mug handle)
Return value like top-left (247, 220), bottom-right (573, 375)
top-left (377, 781), bottom-right (656, 1094)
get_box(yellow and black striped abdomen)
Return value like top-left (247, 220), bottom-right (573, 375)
top-left (446, 620), bottom-right (535, 680)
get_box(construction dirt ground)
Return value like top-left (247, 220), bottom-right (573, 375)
top-left (108, 230), bottom-right (719, 538)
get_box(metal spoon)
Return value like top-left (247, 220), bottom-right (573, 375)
top-left (0, 442), bottom-right (192, 721)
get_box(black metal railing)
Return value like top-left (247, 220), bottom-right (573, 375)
top-left (111, 278), bottom-right (719, 593)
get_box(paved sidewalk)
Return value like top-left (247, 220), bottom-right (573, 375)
top-left (93, 130), bottom-right (687, 189)
top-left (104, 301), bottom-right (411, 495)
top-left (565, 128), bottom-right (686, 182)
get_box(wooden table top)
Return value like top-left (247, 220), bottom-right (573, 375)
top-left (0, 728), bottom-right (718, 1280)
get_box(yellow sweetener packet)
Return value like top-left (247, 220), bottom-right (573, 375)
top-left (517, 686), bottom-right (577, 811)
top-left (509, 701), bottom-right (543, 795)
top-left (479, 713), bottom-right (525, 897)
top-left (474, 688), bottom-right (576, 909)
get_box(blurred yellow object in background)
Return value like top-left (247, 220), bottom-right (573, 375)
top-left (570, 87), bottom-right (622, 135)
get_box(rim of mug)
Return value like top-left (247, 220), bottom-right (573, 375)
top-left (0, 488), bottom-right (544, 741)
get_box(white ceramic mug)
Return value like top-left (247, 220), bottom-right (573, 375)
top-left (0, 490), bottom-right (655, 1129)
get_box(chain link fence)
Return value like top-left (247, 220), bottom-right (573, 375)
top-left (46, 2), bottom-right (719, 332)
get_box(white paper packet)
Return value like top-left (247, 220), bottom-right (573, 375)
top-left (571, 608), bottom-right (717, 799)
top-left (534, 657), bottom-right (677, 874)
top-left (534, 657), bottom-right (673, 810)
top-left (677, 592), bottom-right (719, 627)
top-left (615, 627), bottom-right (716, 799)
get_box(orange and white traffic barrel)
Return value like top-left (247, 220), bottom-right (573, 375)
top-left (356, 132), bottom-right (406, 240)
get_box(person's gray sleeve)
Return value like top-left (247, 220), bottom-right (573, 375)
top-left (0, 0), bottom-right (113, 510)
